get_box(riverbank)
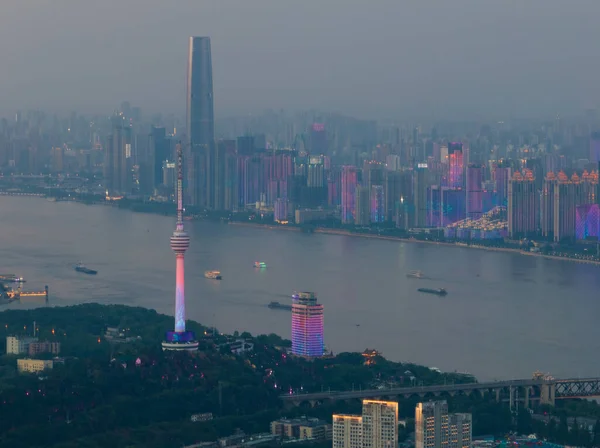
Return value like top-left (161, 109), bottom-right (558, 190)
top-left (229, 221), bottom-right (600, 266)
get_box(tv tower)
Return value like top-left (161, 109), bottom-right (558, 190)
top-left (162, 143), bottom-right (199, 351)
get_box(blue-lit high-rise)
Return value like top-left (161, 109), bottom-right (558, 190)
top-left (186, 36), bottom-right (215, 208)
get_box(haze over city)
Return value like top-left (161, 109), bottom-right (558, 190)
top-left (2, 0), bottom-right (600, 119)
top-left (4, 2), bottom-right (600, 447)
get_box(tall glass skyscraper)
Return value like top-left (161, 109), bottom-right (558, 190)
top-left (291, 292), bottom-right (324, 358)
top-left (186, 36), bottom-right (215, 208)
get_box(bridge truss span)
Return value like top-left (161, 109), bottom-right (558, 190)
top-left (555, 378), bottom-right (600, 399)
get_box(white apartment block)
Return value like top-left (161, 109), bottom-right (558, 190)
top-left (333, 400), bottom-right (398, 448)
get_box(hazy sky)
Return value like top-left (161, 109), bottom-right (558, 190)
top-left (1, 0), bottom-right (600, 120)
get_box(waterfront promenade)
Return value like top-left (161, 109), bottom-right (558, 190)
top-left (229, 221), bottom-right (600, 266)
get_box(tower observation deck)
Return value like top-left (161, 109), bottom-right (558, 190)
top-left (162, 143), bottom-right (199, 351)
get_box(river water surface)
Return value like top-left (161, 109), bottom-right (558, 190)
top-left (1, 196), bottom-right (599, 381)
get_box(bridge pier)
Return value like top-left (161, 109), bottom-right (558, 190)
top-left (540, 383), bottom-right (556, 406)
top-left (523, 387), bottom-right (530, 409)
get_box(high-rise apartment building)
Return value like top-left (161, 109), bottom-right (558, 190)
top-left (104, 114), bottom-right (132, 196)
top-left (291, 292), bottom-right (324, 358)
top-left (466, 164), bottom-right (484, 220)
top-left (311, 123), bottom-right (327, 154)
top-left (448, 413), bottom-right (472, 448)
top-left (370, 185), bottom-right (385, 223)
top-left (341, 166), bottom-right (358, 224)
top-left (447, 142), bottom-right (464, 189)
top-left (508, 170), bottom-right (539, 238)
top-left (415, 401), bottom-right (449, 448)
top-left (553, 172), bottom-right (585, 242)
top-left (186, 36), bottom-right (215, 208)
top-left (494, 165), bottom-right (512, 208)
top-left (333, 415), bottom-right (363, 448)
top-left (148, 126), bottom-right (170, 192)
top-left (333, 400), bottom-right (398, 448)
top-left (413, 163), bottom-right (429, 227)
top-left (541, 172), bottom-right (557, 239)
top-left (355, 185), bottom-right (371, 226)
top-left (362, 400), bottom-right (398, 448)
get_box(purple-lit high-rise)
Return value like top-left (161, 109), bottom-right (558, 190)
top-left (341, 166), bottom-right (358, 224)
top-left (291, 292), bottom-right (324, 358)
top-left (162, 144), bottom-right (198, 351)
top-left (448, 142), bottom-right (464, 188)
top-left (576, 204), bottom-right (600, 240)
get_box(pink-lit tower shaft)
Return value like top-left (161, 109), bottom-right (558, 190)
top-left (170, 143), bottom-right (190, 333)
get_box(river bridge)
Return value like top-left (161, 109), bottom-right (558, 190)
top-left (280, 377), bottom-right (600, 408)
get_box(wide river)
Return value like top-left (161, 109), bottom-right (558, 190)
top-left (1, 196), bottom-right (600, 381)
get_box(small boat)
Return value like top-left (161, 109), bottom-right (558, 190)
top-left (204, 270), bottom-right (222, 280)
top-left (268, 301), bottom-right (292, 311)
top-left (253, 261), bottom-right (267, 268)
top-left (407, 270), bottom-right (425, 279)
top-left (0, 274), bottom-right (25, 283)
top-left (417, 287), bottom-right (447, 296)
top-left (75, 262), bottom-right (97, 275)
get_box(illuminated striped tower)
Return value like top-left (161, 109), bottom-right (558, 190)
top-left (291, 292), bottom-right (324, 357)
top-left (162, 143), bottom-right (199, 351)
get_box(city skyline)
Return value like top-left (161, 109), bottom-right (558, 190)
top-left (2, 1), bottom-right (600, 120)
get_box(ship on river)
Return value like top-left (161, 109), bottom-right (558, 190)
top-left (0, 274), bottom-right (25, 283)
top-left (267, 301), bottom-right (292, 311)
top-left (417, 287), bottom-right (447, 296)
top-left (75, 262), bottom-right (97, 275)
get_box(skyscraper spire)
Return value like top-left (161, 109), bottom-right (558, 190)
top-left (162, 143), bottom-right (199, 351)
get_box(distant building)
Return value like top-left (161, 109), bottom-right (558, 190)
top-left (270, 417), bottom-right (330, 440)
top-left (104, 114), bottom-right (132, 196)
top-left (416, 401), bottom-right (471, 448)
top-left (576, 203), bottom-right (600, 240)
top-left (413, 163), bottom-right (429, 228)
top-left (341, 166), bottom-right (358, 224)
top-left (28, 341), bottom-right (61, 356)
top-left (362, 399), bottom-right (399, 448)
top-left (466, 164), bottom-right (484, 220)
top-left (274, 198), bottom-right (289, 223)
top-left (311, 123), bottom-right (327, 154)
top-left (508, 170), bottom-right (539, 238)
top-left (333, 399), bottom-right (398, 448)
top-left (553, 172), bottom-right (585, 242)
top-left (227, 339), bottom-right (254, 355)
top-left (6, 336), bottom-right (37, 355)
top-left (17, 358), bottom-right (53, 374)
top-left (447, 142), bottom-right (464, 188)
top-left (333, 415), bottom-right (363, 448)
top-left (449, 413), bottom-right (472, 448)
top-left (291, 292), bottom-right (324, 358)
top-left (190, 412), bottom-right (213, 423)
top-left (354, 185), bottom-right (371, 226)
top-left (415, 401), bottom-right (449, 448)
top-left (186, 36), bottom-right (215, 208)
top-left (294, 208), bottom-right (330, 224)
top-left (370, 185), bottom-right (385, 223)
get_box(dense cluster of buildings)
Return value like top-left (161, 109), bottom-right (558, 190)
top-left (6, 335), bottom-right (62, 374)
top-left (332, 399), bottom-right (471, 448)
top-left (2, 36), bottom-right (600, 249)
